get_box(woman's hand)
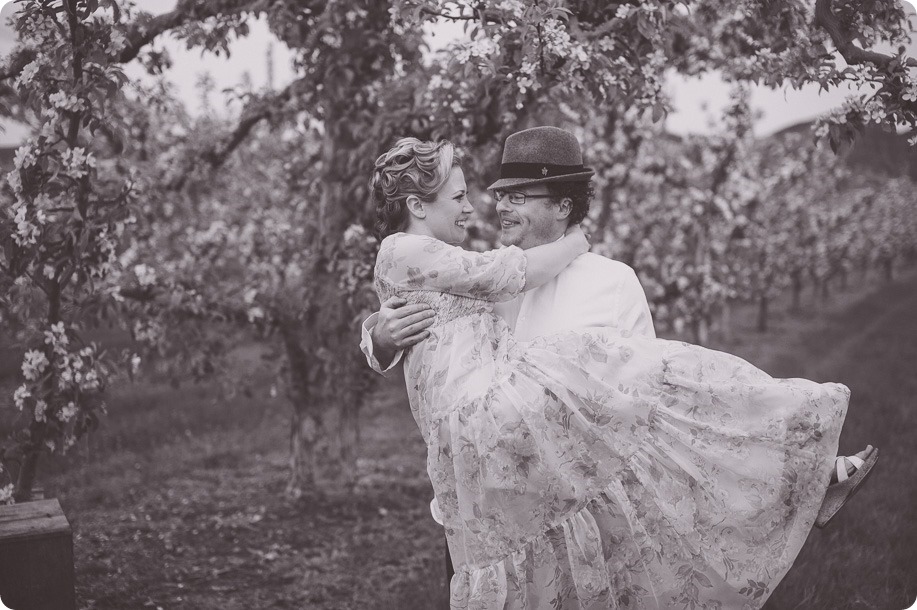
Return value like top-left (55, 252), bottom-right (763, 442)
top-left (563, 224), bottom-right (591, 255)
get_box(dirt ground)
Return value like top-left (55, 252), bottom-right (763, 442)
top-left (6, 268), bottom-right (917, 609)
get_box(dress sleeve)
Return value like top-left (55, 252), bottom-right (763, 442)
top-left (378, 234), bottom-right (527, 302)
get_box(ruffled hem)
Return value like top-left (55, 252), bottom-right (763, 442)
top-left (449, 490), bottom-right (624, 609)
top-left (448, 436), bottom-right (839, 610)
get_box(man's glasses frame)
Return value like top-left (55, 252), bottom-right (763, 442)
top-left (493, 190), bottom-right (556, 205)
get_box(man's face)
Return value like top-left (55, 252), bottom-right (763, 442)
top-left (494, 184), bottom-right (565, 250)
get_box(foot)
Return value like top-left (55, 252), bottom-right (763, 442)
top-left (829, 445), bottom-right (875, 484)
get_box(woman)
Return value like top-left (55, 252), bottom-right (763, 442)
top-left (370, 137), bottom-right (877, 609)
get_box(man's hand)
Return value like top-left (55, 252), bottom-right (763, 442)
top-left (372, 296), bottom-right (435, 358)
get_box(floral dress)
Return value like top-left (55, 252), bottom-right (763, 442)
top-left (374, 232), bottom-right (848, 610)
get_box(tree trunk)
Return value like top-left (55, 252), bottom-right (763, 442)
top-left (283, 326), bottom-right (318, 498)
top-left (286, 402), bottom-right (318, 498)
top-left (756, 294), bottom-right (768, 333)
top-left (13, 450), bottom-right (40, 503)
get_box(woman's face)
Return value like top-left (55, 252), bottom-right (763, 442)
top-left (420, 166), bottom-right (474, 245)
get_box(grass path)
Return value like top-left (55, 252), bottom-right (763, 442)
top-left (757, 275), bottom-right (917, 610)
top-left (26, 269), bottom-right (917, 609)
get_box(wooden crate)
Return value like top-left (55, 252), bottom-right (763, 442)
top-left (0, 498), bottom-right (75, 610)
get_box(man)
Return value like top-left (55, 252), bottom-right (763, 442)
top-left (359, 125), bottom-right (655, 584)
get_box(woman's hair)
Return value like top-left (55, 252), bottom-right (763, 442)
top-left (371, 137), bottom-right (464, 239)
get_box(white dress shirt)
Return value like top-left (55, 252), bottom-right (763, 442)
top-left (359, 251), bottom-right (656, 523)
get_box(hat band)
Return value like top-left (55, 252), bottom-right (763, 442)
top-left (500, 162), bottom-right (587, 180)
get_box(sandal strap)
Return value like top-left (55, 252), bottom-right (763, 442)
top-left (846, 455), bottom-right (865, 469)
top-left (835, 454), bottom-right (866, 483)
top-left (836, 456), bottom-right (849, 483)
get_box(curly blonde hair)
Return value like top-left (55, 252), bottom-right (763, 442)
top-left (370, 138), bottom-right (464, 239)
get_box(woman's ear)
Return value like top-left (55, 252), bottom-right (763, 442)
top-left (555, 197), bottom-right (572, 220)
top-left (405, 195), bottom-right (426, 219)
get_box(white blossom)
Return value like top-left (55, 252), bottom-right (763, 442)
top-left (0, 484), bottom-right (13, 505)
top-left (12, 203), bottom-right (40, 246)
top-left (14, 142), bottom-right (38, 169)
top-left (59, 401), bottom-right (78, 423)
top-left (247, 306), bottom-right (265, 322)
top-left (133, 263), bottom-right (157, 287)
top-left (107, 30), bottom-right (127, 56)
top-left (6, 169), bottom-right (22, 194)
top-left (60, 147), bottom-right (96, 180)
top-left (13, 385), bottom-right (31, 411)
top-left (497, 0), bottom-right (525, 17)
top-left (44, 322), bottom-right (69, 353)
top-left (34, 399), bottom-right (48, 423)
top-left (22, 349), bottom-right (49, 381)
top-left (902, 83), bottom-right (917, 103)
top-left (15, 60), bottom-right (40, 89)
top-left (49, 91), bottom-right (85, 112)
top-left (81, 369), bottom-right (100, 391)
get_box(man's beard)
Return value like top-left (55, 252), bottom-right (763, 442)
top-left (499, 228), bottom-right (523, 247)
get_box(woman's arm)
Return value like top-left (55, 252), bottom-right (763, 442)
top-left (377, 229), bottom-right (587, 302)
top-left (522, 225), bottom-right (590, 291)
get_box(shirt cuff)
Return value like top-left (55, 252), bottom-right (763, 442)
top-left (430, 497), bottom-right (444, 526)
top-left (359, 313), bottom-right (404, 375)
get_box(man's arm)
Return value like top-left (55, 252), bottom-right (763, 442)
top-left (359, 297), bottom-right (435, 375)
top-left (616, 266), bottom-right (656, 338)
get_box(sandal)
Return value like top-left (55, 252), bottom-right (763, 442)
top-left (815, 447), bottom-right (879, 528)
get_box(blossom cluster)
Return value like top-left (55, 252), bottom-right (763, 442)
top-left (11, 323), bottom-right (108, 457)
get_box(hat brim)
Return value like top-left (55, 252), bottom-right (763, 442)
top-left (486, 169), bottom-right (594, 191)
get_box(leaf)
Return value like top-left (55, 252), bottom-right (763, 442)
top-left (694, 572), bottom-right (713, 588)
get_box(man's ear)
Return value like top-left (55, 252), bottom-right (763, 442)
top-left (406, 195), bottom-right (426, 219)
top-left (555, 197), bottom-right (572, 221)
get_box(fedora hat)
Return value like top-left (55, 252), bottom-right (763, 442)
top-left (487, 126), bottom-right (594, 191)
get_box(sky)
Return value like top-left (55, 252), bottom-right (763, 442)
top-left (1, 0), bottom-right (916, 146)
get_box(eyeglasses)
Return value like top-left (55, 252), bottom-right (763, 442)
top-left (493, 191), bottom-right (555, 205)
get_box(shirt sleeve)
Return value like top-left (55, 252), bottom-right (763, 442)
top-left (378, 234), bottom-right (527, 302)
top-left (359, 312), bottom-right (404, 376)
top-left (617, 267), bottom-right (656, 338)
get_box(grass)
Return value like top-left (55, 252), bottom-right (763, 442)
top-left (1, 268), bottom-right (915, 609)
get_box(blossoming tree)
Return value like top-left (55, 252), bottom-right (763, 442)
top-left (2, 0), bottom-right (917, 501)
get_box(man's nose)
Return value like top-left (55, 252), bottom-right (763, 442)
top-left (494, 196), bottom-right (510, 213)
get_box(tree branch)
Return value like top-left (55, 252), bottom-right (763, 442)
top-left (119, 285), bottom-right (274, 328)
top-left (0, 47), bottom-right (37, 81)
top-left (117, 0), bottom-right (269, 63)
top-left (815, 0), bottom-right (917, 69)
top-left (166, 76), bottom-right (303, 191)
top-left (1, 0), bottom-right (269, 83)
